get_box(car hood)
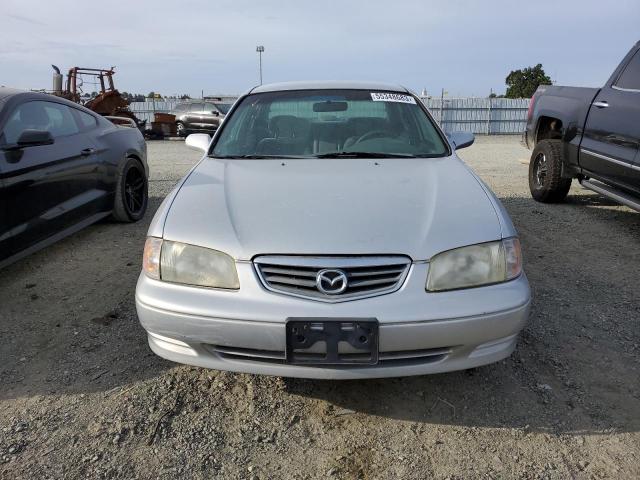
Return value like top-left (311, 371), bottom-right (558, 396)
top-left (162, 156), bottom-right (502, 261)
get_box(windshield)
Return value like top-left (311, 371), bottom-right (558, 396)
top-left (211, 89), bottom-right (448, 158)
top-left (213, 103), bottom-right (232, 114)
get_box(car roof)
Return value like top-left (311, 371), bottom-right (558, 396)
top-left (250, 81), bottom-right (410, 94)
top-left (0, 87), bottom-right (102, 117)
top-left (0, 87), bottom-right (28, 108)
top-left (0, 87), bottom-right (25, 102)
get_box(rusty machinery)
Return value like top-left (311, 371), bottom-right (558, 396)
top-left (51, 65), bottom-right (145, 129)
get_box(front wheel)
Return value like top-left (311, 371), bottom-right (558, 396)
top-left (112, 157), bottom-right (148, 222)
top-left (528, 139), bottom-right (571, 203)
top-left (176, 122), bottom-right (187, 137)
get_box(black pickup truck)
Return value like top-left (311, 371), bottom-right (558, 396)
top-left (523, 41), bottom-right (640, 211)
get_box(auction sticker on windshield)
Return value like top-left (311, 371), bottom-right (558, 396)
top-left (370, 92), bottom-right (416, 104)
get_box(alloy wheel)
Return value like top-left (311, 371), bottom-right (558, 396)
top-left (533, 153), bottom-right (548, 187)
top-left (124, 165), bottom-right (146, 216)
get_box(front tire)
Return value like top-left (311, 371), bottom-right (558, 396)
top-left (176, 122), bottom-right (187, 137)
top-left (112, 157), bottom-right (148, 222)
top-left (528, 139), bottom-right (571, 203)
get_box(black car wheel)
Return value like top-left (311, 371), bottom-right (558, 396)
top-left (528, 139), bottom-right (571, 203)
top-left (176, 122), bottom-right (186, 137)
top-left (112, 157), bottom-right (148, 222)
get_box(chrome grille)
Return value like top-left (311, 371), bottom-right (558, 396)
top-left (253, 255), bottom-right (411, 302)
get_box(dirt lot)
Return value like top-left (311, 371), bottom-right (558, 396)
top-left (1, 137), bottom-right (638, 479)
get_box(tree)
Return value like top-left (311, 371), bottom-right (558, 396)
top-left (505, 64), bottom-right (551, 98)
top-left (180, 94), bottom-right (191, 100)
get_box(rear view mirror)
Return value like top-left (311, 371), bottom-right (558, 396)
top-left (3, 130), bottom-right (54, 151)
top-left (313, 101), bottom-right (348, 112)
top-left (448, 131), bottom-right (475, 150)
top-left (18, 130), bottom-right (54, 147)
top-left (185, 133), bottom-right (211, 153)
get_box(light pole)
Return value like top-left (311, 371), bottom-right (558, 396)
top-left (256, 45), bottom-right (265, 85)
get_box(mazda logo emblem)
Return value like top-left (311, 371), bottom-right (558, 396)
top-left (316, 269), bottom-right (348, 295)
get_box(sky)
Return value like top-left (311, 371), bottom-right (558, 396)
top-left (1, 0), bottom-right (639, 98)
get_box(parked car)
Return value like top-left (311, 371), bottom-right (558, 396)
top-left (171, 100), bottom-right (231, 136)
top-left (0, 88), bottom-right (149, 268)
top-left (524, 41), bottom-right (640, 210)
top-left (136, 81), bottom-right (530, 379)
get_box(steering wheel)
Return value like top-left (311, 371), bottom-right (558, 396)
top-left (354, 130), bottom-right (389, 144)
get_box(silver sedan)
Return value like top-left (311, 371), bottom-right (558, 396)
top-left (135, 81), bottom-right (530, 379)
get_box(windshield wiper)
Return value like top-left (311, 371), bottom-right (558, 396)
top-left (313, 151), bottom-right (418, 159)
top-left (210, 152), bottom-right (423, 159)
top-left (209, 154), bottom-right (311, 159)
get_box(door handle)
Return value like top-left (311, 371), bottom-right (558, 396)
top-left (80, 148), bottom-right (96, 156)
top-left (592, 101), bottom-right (609, 108)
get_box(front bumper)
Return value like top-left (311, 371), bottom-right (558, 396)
top-left (135, 262), bottom-right (531, 379)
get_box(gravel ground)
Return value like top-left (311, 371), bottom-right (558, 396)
top-left (0, 137), bottom-right (638, 479)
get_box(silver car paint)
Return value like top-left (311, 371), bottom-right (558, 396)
top-left (137, 81), bottom-right (530, 378)
top-left (161, 156), bottom-right (504, 261)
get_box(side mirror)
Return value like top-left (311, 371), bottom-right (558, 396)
top-left (3, 130), bottom-right (54, 150)
top-left (211, 111), bottom-right (219, 116)
top-left (448, 131), bottom-right (475, 150)
top-left (185, 133), bottom-right (211, 153)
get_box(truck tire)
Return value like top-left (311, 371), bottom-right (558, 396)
top-left (176, 122), bottom-right (187, 137)
top-left (112, 157), bottom-right (148, 222)
top-left (529, 139), bottom-right (571, 203)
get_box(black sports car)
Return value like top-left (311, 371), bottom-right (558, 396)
top-left (0, 88), bottom-right (149, 268)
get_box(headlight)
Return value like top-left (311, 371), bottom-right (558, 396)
top-left (426, 238), bottom-right (522, 292)
top-left (142, 237), bottom-right (239, 289)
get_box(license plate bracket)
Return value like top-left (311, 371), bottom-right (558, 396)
top-left (286, 318), bottom-right (379, 365)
